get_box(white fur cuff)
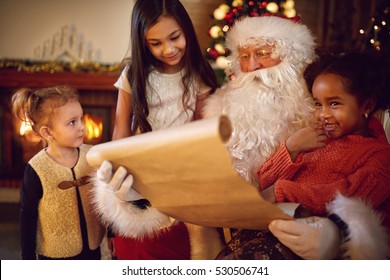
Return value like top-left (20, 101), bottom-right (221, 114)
top-left (91, 174), bottom-right (171, 239)
top-left (327, 194), bottom-right (390, 259)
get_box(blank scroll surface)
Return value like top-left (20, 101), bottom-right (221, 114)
top-left (86, 116), bottom-right (291, 229)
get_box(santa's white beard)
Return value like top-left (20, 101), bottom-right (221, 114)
top-left (203, 61), bottom-right (314, 184)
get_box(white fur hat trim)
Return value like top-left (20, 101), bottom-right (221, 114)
top-left (226, 16), bottom-right (316, 65)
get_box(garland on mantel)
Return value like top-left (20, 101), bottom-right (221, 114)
top-left (0, 59), bottom-right (122, 74)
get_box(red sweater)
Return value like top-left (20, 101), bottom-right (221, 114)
top-left (257, 118), bottom-right (390, 221)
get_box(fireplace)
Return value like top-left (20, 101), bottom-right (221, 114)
top-left (0, 69), bottom-right (119, 188)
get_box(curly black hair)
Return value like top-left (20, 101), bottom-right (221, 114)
top-left (304, 51), bottom-right (390, 112)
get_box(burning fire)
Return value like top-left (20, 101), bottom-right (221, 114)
top-left (19, 113), bottom-right (103, 143)
top-left (18, 120), bottom-right (40, 143)
top-left (19, 121), bottom-right (32, 136)
top-left (84, 113), bottom-right (103, 141)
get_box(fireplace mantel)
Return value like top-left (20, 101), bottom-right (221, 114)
top-left (0, 69), bottom-right (119, 91)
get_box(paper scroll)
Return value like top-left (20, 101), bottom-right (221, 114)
top-left (87, 116), bottom-right (292, 229)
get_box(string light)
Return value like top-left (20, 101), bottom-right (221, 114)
top-left (358, 1), bottom-right (389, 52)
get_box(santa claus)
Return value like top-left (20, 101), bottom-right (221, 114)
top-left (204, 16), bottom-right (389, 260)
top-left (92, 15), bottom-right (389, 259)
top-left (203, 15), bottom-right (316, 184)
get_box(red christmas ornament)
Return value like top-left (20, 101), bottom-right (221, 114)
top-left (208, 48), bottom-right (219, 60)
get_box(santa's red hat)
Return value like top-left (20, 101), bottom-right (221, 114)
top-left (225, 15), bottom-right (316, 73)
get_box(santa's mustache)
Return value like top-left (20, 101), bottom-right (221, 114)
top-left (230, 60), bottom-right (302, 90)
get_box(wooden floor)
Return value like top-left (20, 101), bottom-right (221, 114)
top-left (0, 202), bottom-right (20, 260)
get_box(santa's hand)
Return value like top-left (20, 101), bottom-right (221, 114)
top-left (93, 161), bottom-right (171, 238)
top-left (269, 217), bottom-right (341, 259)
top-left (96, 160), bottom-right (143, 201)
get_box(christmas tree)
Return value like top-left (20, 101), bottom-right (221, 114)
top-left (206, 0), bottom-right (297, 71)
top-left (358, 0), bottom-right (389, 53)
